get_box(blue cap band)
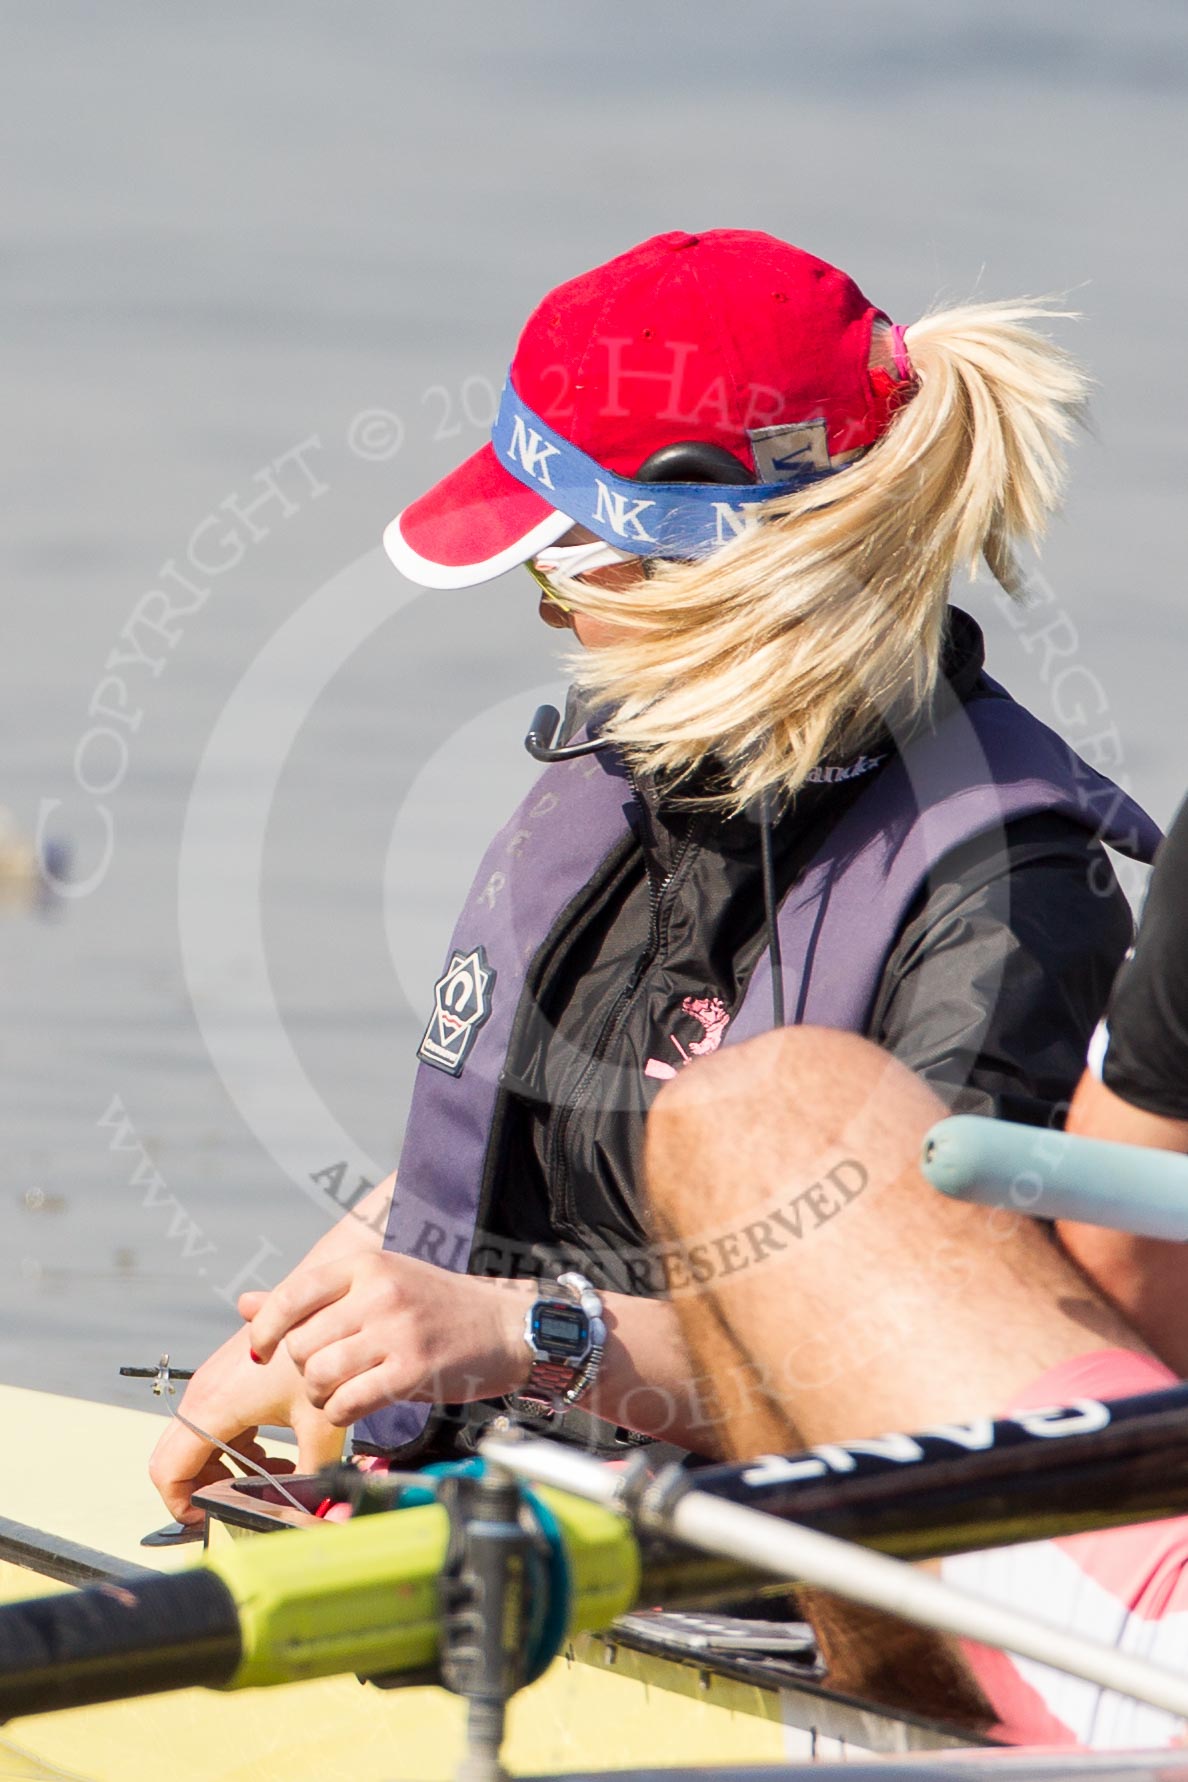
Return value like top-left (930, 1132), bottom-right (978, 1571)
top-left (492, 378), bottom-right (838, 560)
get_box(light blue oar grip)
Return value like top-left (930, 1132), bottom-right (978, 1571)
top-left (921, 1115), bottom-right (1188, 1239)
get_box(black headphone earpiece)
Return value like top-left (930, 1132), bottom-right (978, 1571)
top-left (633, 441), bottom-right (756, 486)
top-left (631, 443), bottom-right (755, 580)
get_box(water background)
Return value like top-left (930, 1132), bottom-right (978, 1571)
top-left (2, 1), bottom-right (1186, 1409)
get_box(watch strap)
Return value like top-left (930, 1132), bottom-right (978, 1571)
top-left (508, 1275), bottom-right (605, 1419)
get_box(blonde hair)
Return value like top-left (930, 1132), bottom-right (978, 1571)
top-left (557, 299), bottom-right (1089, 812)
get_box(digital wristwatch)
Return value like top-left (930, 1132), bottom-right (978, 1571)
top-left (507, 1271), bottom-right (606, 1419)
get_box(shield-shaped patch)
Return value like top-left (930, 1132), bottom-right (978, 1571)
top-left (417, 945), bottom-right (496, 1077)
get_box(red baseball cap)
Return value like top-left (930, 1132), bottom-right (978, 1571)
top-left (384, 230), bottom-right (906, 588)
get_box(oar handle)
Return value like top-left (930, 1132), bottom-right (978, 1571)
top-left (922, 1114), bottom-right (1188, 1238)
top-left (0, 1570), bottom-right (240, 1721)
top-left (0, 1489), bottom-right (636, 1722)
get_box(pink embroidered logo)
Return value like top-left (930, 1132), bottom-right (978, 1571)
top-left (644, 995), bottom-right (730, 1081)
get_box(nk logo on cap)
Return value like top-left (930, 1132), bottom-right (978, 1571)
top-left (418, 945), bottom-right (496, 1076)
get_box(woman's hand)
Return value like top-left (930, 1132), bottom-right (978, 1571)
top-left (246, 1253), bottom-right (532, 1426)
top-left (148, 1175), bottom-right (398, 1522)
top-left (147, 1320), bottom-right (345, 1524)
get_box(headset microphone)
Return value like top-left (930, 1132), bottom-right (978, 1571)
top-left (524, 705), bottom-right (608, 763)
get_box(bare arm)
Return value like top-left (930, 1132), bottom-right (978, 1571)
top-left (579, 1291), bottom-right (728, 1454)
top-left (298, 1176), bottom-right (393, 1264)
top-left (1059, 1076), bottom-right (1188, 1374)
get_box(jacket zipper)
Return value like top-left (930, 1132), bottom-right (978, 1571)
top-left (547, 782), bottom-right (697, 1228)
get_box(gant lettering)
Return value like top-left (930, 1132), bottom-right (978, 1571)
top-left (739, 1398), bottom-right (1113, 1488)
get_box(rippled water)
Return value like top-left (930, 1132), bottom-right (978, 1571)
top-left (2, 0), bottom-right (1186, 1407)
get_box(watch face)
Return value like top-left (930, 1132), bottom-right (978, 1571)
top-left (530, 1299), bottom-right (591, 1360)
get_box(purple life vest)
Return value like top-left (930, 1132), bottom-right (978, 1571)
top-left (356, 689), bottom-right (1159, 1453)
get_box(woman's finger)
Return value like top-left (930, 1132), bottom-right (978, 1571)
top-left (322, 1362), bottom-right (407, 1428)
top-left (294, 1409), bottom-right (349, 1475)
top-left (248, 1261), bottom-right (352, 1361)
top-left (149, 1418), bottom-right (225, 1522)
top-left (282, 1300), bottom-right (364, 1372)
top-left (226, 1431), bottom-right (273, 1467)
top-left (300, 1334), bottom-right (388, 1410)
top-left (149, 1438), bottom-right (237, 1524)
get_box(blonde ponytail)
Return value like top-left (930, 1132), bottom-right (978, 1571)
top-left (558, 298), bottom-right (1090, 811)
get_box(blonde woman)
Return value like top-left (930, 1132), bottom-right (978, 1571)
top-left (151, 230), bottom-right (1157, 1519)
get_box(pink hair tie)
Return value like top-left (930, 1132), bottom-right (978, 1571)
top-left (890, 322), bottom-right (914, 383)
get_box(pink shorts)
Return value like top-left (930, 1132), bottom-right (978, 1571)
top-left (941, 1349), bottom-right (1188, 1750)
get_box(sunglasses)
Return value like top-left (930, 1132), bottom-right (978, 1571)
top-left (527, 537), bottom-right (650, 611)
top-left (525, 558), bottom-right (574, 613)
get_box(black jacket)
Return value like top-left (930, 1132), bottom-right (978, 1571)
top-left (1103, 792), bottom-right (1188, 1119)
top-left (479, 610), bottom-right (1134, 1295)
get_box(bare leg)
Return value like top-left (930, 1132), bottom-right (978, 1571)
top-left (645, 1029), bottom-right (1152, 1721)
top-left (647, 1028), bottom-right (1147, 1440)
top-left (654, 1258), bottom-right (997, 1724)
